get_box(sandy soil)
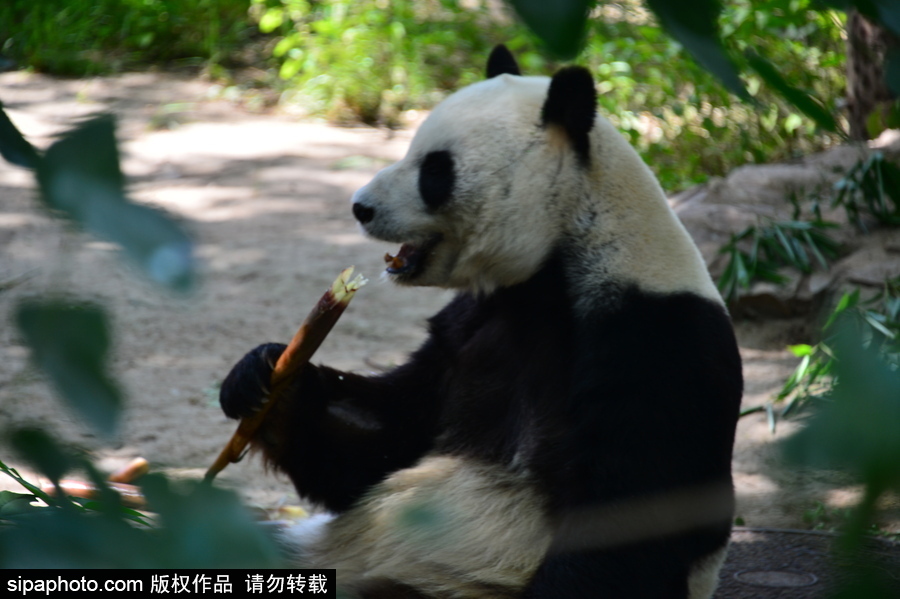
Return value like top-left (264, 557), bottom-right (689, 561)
top-left (0, 70), bottom-right (895, 540)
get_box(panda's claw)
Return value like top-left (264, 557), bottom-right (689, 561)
top-left (219, 343), bottom-right (286, 420)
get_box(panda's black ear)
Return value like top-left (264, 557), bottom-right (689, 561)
top-left (486, 44), bottom-right (521, 78)
top-left (541, 66), bottom-right (597, 166)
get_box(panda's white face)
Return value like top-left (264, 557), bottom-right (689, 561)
top-left (351, 75), bottom-right (584, 293)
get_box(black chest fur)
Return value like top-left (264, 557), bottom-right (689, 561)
top-left (430, 259), bottom-right (575, 465)
top-left (424, 257), bottom-right (743, 513)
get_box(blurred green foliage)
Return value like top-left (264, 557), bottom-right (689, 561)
top-left (251, 0), bottom-right (519, 126)
top-left (0, 0), bottom-right (863, 188)
top-left (0, 101), bottom-right (195, 292)
top-left (15, 302), bottom-right (123, 438)
top-left (587, 0), bottom-right (845, 189)
top-left (0, 94), bottom-right (280, 568)
top-left (716, 147), bottom-right (900, 304)
top-left (0, 449), bottom-right (283, 568)
top-left (716, 218), bottom-right (842, 303)
top-left (782, 316), bottom-right (900, 597)
top-left (255, 0), bottom-right (847, 189)
top-left (778, 281), bottom-right (900, 417)
top-left (832, 152), bottom-right (900, 230)
top-left (0, 1), bottom-right (890, 189)
top-left (0, 0), bottom-right (254, 75)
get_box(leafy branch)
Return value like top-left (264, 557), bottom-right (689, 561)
top-left (781, 314), bottom-right (900, 596)
top-left (832, 152), bottom-right (900, 231)
top-left (508, 0), bottom-right (900, 134)
top-left (746, 280), bottom-right (900, 431)
top-left (717, 218), bottom-right (842, 302)
top-left (0, 102), bottom-right (282, 567)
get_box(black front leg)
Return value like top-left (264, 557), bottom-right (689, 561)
top-left (220, 338), bottom-right (448, 513)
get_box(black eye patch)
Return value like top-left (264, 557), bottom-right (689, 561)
top-left (418, 150), bottom-right (455, 210)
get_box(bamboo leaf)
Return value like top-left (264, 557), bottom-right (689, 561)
top-left (35, 115), bottom-right (195, 291)
top-left (789, 344), bottom-right (814, 357)
top-left (815, 1), bottom-right (900, 37)
top-left (507, 0), bottom-right (591, 59)
top-left (795, 354), bottom-right (811, 382)
top-left (782, 322), bottom-right (900, 486)
top-left (0, 459), bottom-right (54, 505)
top-left (740, 406), bottom-right (766, 418)
top-left (734, 251), bottom-right (749, 288)
top-left (781, 393), bottom-right (803, 418)
top-left (8, 429), bottom-right (74, 488)
top-left (825, 291), bottom-right (860, 329)
top-left (772, 225), bottom-right (798, 264)
top-left (887, 48), bottom-right (900, 96)
top-left (645, 0), bottom-right (749, 99)
top-left (15, 300), bottom-right (123, 437)
top-left (745, 51), bottom-right (838, 132)
top-left (0, 490), bottom-right (43, 518)
top-left (717, 252), bottom-right (737, 297)
top-left (802, 230), bottom-right (829, 269)
top-left (791, 236), bottom-right (811, 271)
top-left (0, 101), bottom-right (41, 169)
top-left (864, 313), bottom-right (896, 339)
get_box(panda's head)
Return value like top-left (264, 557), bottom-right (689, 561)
top-left (351, 45), bottom-right (598, 293)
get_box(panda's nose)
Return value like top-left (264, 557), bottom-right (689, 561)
top-left (352, 202), bottom-right (375, 224)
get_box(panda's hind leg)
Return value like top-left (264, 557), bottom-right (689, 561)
top-left (305, 456), bottom-right (552, 599)
top-left (687, 544), bottom-right (729, 599)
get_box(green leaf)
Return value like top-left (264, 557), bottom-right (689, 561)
top-left (35, 115), bottom-right (194, 291)
top-left (0, 502), bottom-right (155, 567)
top-left (802, 230), bottom-right (829, 269)
top-left (734, 251), bottom-right (749, 288)
top-left (0, 490), bottom-right (44, 519)
top-left (0, 101), bottom-right (41, 169)
top-left (15, 300), bottom-right (122, 437)
top-left (258, 8), bottom-right (284, 33)
top-left (8, 428), bottom-right (74, 486)
top-left (816, 1), bottom-right (900, 37)
top-left (778, 352), bottom-right (811, 400)
top-left (869, 0), bottom-right (900, 37)
top-left (0, 459), bottom-right (53, 504)
top-left (766, 402), bottom-right (776, 433)
top-left (772, 224), bottom-right (798, 264)
top-left (864, 312), bottom-right (896, 339)
top-left (644, 0), bottom-right (749, 100)
top-left (745, 51), bottom-right (838, 133)
top-left (140, 475), bottom-right (283, 568)
top-left (782, 321), bottom-right (900, 488)
top-left (781, 393), bottom-right (803, 418)
top-left (794, 354), bottom-right (811, 383)
top-left (507, 0), bottom-right (591, 59)
top-left (787, 343), bottom-right (813, 357)
top-left (825, 290), bottom-right (861, 330)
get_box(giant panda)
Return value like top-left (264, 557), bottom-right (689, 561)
top-left (220, 45), bottom-right (743, 599)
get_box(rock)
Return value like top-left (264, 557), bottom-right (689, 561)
top-left (673, 134), bottom-right (900, 316)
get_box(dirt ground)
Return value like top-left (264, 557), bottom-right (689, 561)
top-left (1, 71), bottom-right (897, 593)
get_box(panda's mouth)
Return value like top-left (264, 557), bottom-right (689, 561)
top-left (384, 235), bottom-right (442, 278)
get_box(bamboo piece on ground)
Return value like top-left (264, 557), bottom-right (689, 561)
top-left (203, 267), bottom-right (367, 483)
top-left (42, 480), bottom-right (147, 509)
top-left (107, 457), bottom-right (150, 484)
top-left (41, 457), bottom-right (150, 508)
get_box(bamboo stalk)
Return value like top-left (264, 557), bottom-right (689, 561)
top-left (107, 457), bottom-right (150, 484)
top-left (43, 480), bottom-right (147, 509)
top-left (203, 267), bottom-right (367, 483)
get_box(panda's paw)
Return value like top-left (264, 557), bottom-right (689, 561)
top-left (219, 343), bottom-right (286, 419)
